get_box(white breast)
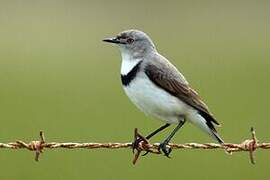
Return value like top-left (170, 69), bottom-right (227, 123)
top-left (120, 50), bottom-right (142, 75)
top-left (123, 72), bottom-right (190, 124)
top-left (120, 49), bottom-right (191, 124)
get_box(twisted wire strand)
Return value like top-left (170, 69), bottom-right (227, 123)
top-left (1, 142), bottom-right (270, 150)
top-left (0, 128), bottom-right (269, 164)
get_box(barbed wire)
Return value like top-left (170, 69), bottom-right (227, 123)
top-left (0, 127), bottom-right (269, 164)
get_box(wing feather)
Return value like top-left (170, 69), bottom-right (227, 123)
top-left (144, 63), bottom-right (220, 126)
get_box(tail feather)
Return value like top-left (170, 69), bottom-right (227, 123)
top-left (210, 127), bottom-right (224, 144)
top-left (198, 110), bottom-right (220, 126)
top-left (205, 120), bottom-right (224, 144)
top-left (188, 112), bottom-right (224, 144)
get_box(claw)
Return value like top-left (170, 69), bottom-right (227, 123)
top-left (158, 143), bottom-right (172, 158)
top-left (132, 137), bottom-right (143, 153)
top-left (142, 151), bottom-right (150, 156)
top-left (132, 128), bottom-right (150, 153)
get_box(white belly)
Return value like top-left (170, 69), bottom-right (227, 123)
top-left (123, 72), bottom-right (190, 124)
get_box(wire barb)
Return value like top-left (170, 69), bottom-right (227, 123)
top-left (0, 127), bottom-right (268, 164)
top-left (248, 127), bottom-right (257, 164)
top-left (132, 128), bottom-right (160, 164)
top-left (15, 131), bottom-right (45, 161)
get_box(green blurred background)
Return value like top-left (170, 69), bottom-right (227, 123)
top-left (0, 0), bottom-right (269, 179)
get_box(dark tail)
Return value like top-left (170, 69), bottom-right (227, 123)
top-left (198, 111), bottom-right (224, 144)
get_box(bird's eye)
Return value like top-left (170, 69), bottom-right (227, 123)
top-left (127, 38), bottom-right (134, 44)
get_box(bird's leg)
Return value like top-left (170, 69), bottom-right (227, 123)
top-left (158, 120), bottom-right (186, 157)
top-left (132, 123), bottom-right (170, 153)
top-left (145, 123), bottom-right (171, 139)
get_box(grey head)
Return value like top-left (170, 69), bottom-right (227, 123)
top-left (103, 29), bottom-right (156, 58)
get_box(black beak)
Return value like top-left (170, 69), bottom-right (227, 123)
top-left (102, 37), bottom-right (120, 44)
top-left (102, 37), bottom-right (126, 44)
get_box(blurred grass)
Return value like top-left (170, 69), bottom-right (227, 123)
top-left (0, 0), bottom-right (269, 179)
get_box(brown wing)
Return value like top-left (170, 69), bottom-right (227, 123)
top-left (144, 63), bottom-right (220, 126)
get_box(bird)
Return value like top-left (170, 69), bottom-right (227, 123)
top-left (103, 29), bottom-right (224, 157)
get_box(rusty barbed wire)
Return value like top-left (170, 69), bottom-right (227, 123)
top-left (0, 127), bottom-right (269, 164)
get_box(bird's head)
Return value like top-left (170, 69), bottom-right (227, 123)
top-left (103, 29), bottom-right (156, 58)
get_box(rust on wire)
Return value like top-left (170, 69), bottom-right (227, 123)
top-left (14, 131), bottom-right (45, 161)
top-left (0, 128), bottom-right (269, 164)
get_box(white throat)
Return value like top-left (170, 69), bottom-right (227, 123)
top-left (120, 51), bottom-right (142, 75)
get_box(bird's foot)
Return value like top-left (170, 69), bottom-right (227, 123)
top-left (132, 128), bottom-right (149, 154)
top-left (132, 137), bottom-right (146, 153)
top-left (158, 142), bottom-right (172, 158)
top-left (132, 128), bottom-right (163, 164)
top-left (132, 128), bottom-right (154, 164)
